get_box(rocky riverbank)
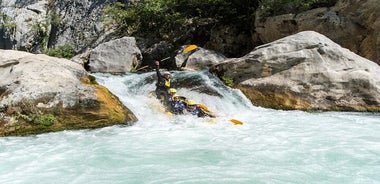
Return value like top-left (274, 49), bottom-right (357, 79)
top-left (0, 50), bottom-right (137, 136)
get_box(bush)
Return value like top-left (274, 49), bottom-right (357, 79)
top-left (44, 45), bottom-right (75, 59)
top-left (34, 113), bottom-right (56, 126)
top-left (221, 76), bottom-right (234, 87)
top-left (16, 99), bottom-right (57, 126)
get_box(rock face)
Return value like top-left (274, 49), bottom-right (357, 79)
top-left (211, 31), bottom-right (380, 111)
top-left (255, 0), bottom-right (380, 65)
top-left (0, 0), bottom-right (47, 50)
top-left (334, 0), bottom-right (380, 66)
top-left (0, 0), bottom-right (117, 52)
top-left (0, 50), bottom-right (137, 136)
top-left (205, 24), bottom-right (254, 58)
top-left (85, 37), bottom-right (142, 73)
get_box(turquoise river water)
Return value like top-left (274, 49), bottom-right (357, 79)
top-left (1, 71), bottom-right (379, 184)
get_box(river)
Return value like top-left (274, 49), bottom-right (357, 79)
top-left (1, 71), bottom-right (379, 183)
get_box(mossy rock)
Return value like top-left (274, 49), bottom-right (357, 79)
top-left (237, 85), bottom-right (380, 112)
top-left (0, 76), bottom-right (137, 137)
top-left (237, 85), bottom-right (312, 110)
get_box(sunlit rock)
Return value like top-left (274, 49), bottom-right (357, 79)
top-left (255, 0), bottom-right (380, 65)
top-left (84, 37), bottom-right (142, 73)
top-left (211, 31), bottom-right (380, 111)
top-left (176, 46), bottom-right (226, 70)
top-left (0, 49), bottom-right (137, 136)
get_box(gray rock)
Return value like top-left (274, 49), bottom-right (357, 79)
top-left (176, 46), bottom-right (226, 70)
top-left (0, 49), bottom-right (91, 108)
top-left (0, 49), bottom-right (137, 136)
top-left (88, 37), bottom-right (142, 73)
top-left (0, 0), bottom-right (118, 53)
top-left (212, 31), bottom-right (380, 111)
top-left (0, 0), bottom-right (47, 50)
top-left (255, 0), bottom-right (380, 65)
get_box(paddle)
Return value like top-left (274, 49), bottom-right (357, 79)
top-left (230, 119), bottom-right (243, 125)
top-left (134, 57), bottom-right (171, 72)
top-left (183, 45), bottom-right (198, 53)
top-left (198, 104), bottom-right (243, 125)
top-left (133, 45), bottom-right (198, 72)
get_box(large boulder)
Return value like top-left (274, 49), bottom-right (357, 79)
top-left (85, 37), bottom-right (142, 73)
top-left (176, 46), bottom-right (226, 70)
top-left (255, 0), bottom-right (380, 65)
top-left (0, 49), bottom-right (137, 136)
top-left (211, 31), bottom-right (380, 111)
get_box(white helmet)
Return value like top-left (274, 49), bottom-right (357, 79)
top-left (163, 71), bottom-right (171, 76)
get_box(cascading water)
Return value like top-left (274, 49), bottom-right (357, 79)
top-left (1, 71), bottom-right (379, 184)
top-left (93, 70), bottom-right (257, 125)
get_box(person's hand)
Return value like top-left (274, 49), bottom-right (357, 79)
top-left (155, 61), bottom-right (160, 65)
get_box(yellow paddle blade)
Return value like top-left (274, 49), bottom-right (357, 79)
top-left (183, 45), bottom-right (198, 53)
top-left (230, 119), bottom-right (243, 125)
top-left (165, 111), bottom-right (173, 116)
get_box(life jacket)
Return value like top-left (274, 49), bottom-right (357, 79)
top-left (157, 78), bottom-right (170, 88)
top-left (187, 106), bottom-right (209, 117)
top-left (187, 107), bottom-right (199, 116)
top-left (171, 101), bottom-right (185, 114)
top-left (164, 79), bottom-right (170, 88)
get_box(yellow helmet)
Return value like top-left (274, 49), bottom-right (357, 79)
top-left (186, 100), bottom-right (196, 106)
top-left (168, 88), bottom-right (177, 93)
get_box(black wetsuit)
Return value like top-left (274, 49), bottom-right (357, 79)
top-left (155, 65), bottom-right (171, 104)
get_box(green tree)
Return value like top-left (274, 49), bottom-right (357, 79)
top-left (103, 0), bottom-right (259, 40)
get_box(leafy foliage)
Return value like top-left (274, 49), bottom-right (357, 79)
top-left (103, 0), bottom-right (336, 41)
top-left (16, 99), bottom-right (57, 127)
top-left (221, 76), bottom-right (234, 87)
top-left (103, 0), bottom-right (259, 40)
top-left (0, 13), bottom-right (17, 33)
top-left (44, 45), bottom-right (75, 59)
top-left (33, 113), bottom-right (56, 126)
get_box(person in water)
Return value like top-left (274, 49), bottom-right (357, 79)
top-left (169, 95), bottom-right (185, 114)
top-left (165, 88), bottom-right (178, 109)
top-left (167, 88), bottom-right (177, 101)
top-left (155, 61), bottom-right (171, 103)
top-left (184, 99), bottom-right (209, 118)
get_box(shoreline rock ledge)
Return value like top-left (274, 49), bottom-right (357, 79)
top-left (0, 50), bottom-right (137, 137)
top-left (211, 31), bottom-right (380, 112)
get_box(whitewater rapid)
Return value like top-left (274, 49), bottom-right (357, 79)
top-left (1, 71), bottom-right (379, 184)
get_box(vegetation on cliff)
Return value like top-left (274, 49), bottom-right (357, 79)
top-left (104, 0), bottom-right (336, 40)
top-left (104, 0), bottom-right (258, 45)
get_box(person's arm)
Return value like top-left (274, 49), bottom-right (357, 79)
top-left (155, 61), bottom-right (162, 78)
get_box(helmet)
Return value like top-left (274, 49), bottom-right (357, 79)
top-left (163, 71), bottom-right (171, 76)
top-left (186, 100), bottom-right (196, 106)
top-left (172, 95), bottom-right (180, 99)
top-left (168, 88), bottom-right (177, 93)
